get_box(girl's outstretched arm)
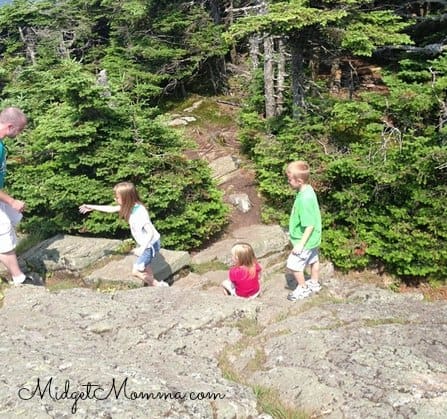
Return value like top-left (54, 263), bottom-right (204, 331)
top-left (79, 204), bottom-right (120, 214)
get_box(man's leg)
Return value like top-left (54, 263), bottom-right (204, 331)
top-left (0, 205), bottom-right (38, 284)
top-left (0, 250), bottom-right (23, 277)
top-left (0, 250), bottom-right (28, 284)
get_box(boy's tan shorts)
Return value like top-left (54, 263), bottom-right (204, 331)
top-left (0, 202), bottom-right (22, 253)
top-left (286, 248), bottom-right (319, 272)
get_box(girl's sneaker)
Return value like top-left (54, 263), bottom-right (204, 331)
top-left (307, 280), bottom-right (321, 293)
top-left (154, 280), bottom-right (169, 287)
top-left (287, 285), bottom-right (311, 301)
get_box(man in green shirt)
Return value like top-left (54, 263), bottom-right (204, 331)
top-left (286, 160), bottom-right (322, 301)
top-left (0, 107), bottom-right (41, 286)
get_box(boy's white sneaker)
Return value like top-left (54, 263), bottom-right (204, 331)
top-left (307, 280), bottom-right (321, 293)
top-left (287, 285), bottom-right (311, 301)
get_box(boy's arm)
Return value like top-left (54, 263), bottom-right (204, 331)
top-left (292, 225), bottom-right (314, 254)
top-left (79, 204), bottom-right (120, 214)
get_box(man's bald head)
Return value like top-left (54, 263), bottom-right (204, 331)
top-left (0, 107), bottom-right (27, 138)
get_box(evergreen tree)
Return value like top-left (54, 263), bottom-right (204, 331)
top-left (0, 0), bottom-right (229, 249)
top-left (234, 0), bottom-right (447, 282)
top-left (225, 0), bottom-right (413, 117)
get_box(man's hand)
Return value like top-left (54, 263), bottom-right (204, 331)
top-left (11, 199), bottom-right (25, 213)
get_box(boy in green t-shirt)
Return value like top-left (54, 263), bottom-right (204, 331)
top-left (286, 160), bottom-right (322, 301)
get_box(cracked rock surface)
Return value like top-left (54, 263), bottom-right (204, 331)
top-left (0, 229), bottom-right (446, 418)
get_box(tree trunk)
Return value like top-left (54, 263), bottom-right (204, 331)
top-left (264, 35), bottom-right (275, 118)
top-left (248, 35), bottom-right (260, 70)
top-left (208, 0), bottom-right (221, 23)
top-left (330, 59), bottom-right (342, 93)
top-left (276, 38), bottom-right (286, 116)
top-left (226, 0), bottom-right (238, 64)
top-left (289, 36), bottom-right (306, 119)
top-left (440, 100), bottom-right (447, 130)
top-left (18, 26), bottom-right (36, 65)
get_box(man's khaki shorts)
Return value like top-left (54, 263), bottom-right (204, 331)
top-left (0, 202), bottom-right (22, 253)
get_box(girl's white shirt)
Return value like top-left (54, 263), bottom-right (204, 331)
top-left (129, 204), bottom-right (160, 249)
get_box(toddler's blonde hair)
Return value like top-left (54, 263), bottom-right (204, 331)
top-left (231, 242), bottom-right (257, 277)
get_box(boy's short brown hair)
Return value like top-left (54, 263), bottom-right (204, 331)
top-left (286, 160), bottom-right (310, 182)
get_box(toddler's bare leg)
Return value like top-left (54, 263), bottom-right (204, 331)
top-left (132, 269), bottom-right (147, 280)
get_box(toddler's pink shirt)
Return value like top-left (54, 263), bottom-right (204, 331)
top-left (229, 262), bottom-right (261, 297)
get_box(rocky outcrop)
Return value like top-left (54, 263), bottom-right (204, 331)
top-left (19, 234), bottom-right (123, 273)
top-left (14, 224), bottom-right (288, 286)
top-left (228, 273), bottom-right (447, 419)
top-left (192, 224), bottom-right (289, 273)
top-left (0, 286), bottom-right (260, 418)
top-left (85, 248), bottom-right (191, 285)
top-left (0, 225), bottom-right (446, 418)
top-left (209, 155), bottom-right (240, 185)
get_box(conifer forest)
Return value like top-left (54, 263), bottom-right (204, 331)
top-left (0, 0), bottom-right (446, 283)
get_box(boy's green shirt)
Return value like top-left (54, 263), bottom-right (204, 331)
top-left (289, 184), bottom-right (322, 249)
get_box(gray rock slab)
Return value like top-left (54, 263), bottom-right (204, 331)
top-left (1, 248), bottom-right (446, 419)
top-left (86, 248), bottom-right (191, 285)
top-left (175, 271), bottom-right (228, 293)
top-left (19, 234), bottom-right (123, 272)
top-left (0, 286), bottom-right (261, 418)
top-left (192, 224), bottom-right (289, 267)
top-left (183, 100), bottom-right (203, 112)
top-left (228, 193), bottom-right (252, 213)
top-left (226, 276), bottom-right (447, 418)
top-left (209, 155), bottom-right (239, 184)
top-left (3, 224), bottom-right (447, 418)
top-left (168, 117), bottom-right (188, 126)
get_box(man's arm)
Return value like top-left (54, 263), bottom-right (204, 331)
top-left (0, 189), bottom-right (25, 212)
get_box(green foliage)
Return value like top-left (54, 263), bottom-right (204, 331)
top-left (9, 89), bottom-right (229, 247)
top-left (225, 1), bottom-right (347, 42)
top-left (228, 0), bottom-right (447, 282)
top-left (238, 52), bottom-right (447, 282)
top-left (1, 0), bottom-right (229, 246)
top-left (342, 11), bottom-right (413, 56)
top-left (224, 0), bottom-right (412, 63)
